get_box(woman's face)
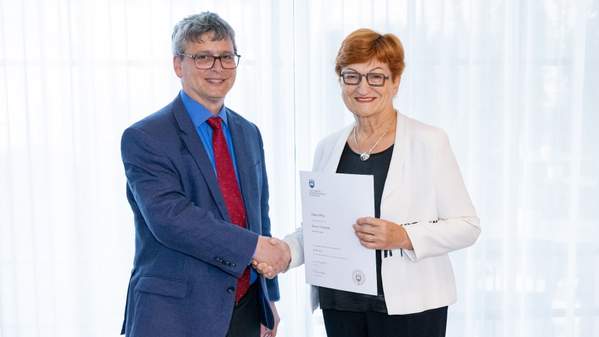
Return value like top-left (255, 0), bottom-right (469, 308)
top-left (339, 60), bottom-right (399, 119)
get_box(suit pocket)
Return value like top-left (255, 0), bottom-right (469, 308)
top-left (134, 276), bottom-right (188, 298)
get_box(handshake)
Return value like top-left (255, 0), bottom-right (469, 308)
top-left (252, 236), bottom-right (291, 279)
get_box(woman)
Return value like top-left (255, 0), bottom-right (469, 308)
top-left (260, 28), bottom-right (480, 337)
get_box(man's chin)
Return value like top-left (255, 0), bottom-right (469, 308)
top-left (204, 87), bottom-right (232, 98)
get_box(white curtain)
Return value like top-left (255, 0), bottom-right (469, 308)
top-left (1, 1), bottom-right (597, 336)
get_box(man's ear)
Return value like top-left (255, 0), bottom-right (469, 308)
top-left (173, 55), bottom-right (183, 78)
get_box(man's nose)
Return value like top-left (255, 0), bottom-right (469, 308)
top-left (211, 57), bottom-right (224, 71)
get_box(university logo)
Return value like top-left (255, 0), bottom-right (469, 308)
top-left (352, 270), bottom-right (366, 286)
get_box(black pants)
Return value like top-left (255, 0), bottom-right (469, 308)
top-left (226, 283), bottom-right (260, 337)
top-left (322, 307), bottom-right (447, 337)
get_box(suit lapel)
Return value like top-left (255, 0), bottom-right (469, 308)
top-left (171, 96), bottom-right (229, 221)
top-left (227, 112), bottom-right (259, 232)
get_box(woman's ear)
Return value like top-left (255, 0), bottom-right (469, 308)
top-left (392, 76), bottom-right (401, 95)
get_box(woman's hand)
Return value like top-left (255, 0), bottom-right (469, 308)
top-left (353, 217), bottom-right (413, 250)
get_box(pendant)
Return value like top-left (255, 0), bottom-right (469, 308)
top-left (360, 152), bottom-right (370, 161)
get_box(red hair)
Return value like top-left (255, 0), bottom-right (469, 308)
top-left (335, 28), bottom-right (405, 81)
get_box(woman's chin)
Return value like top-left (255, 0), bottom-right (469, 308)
top-left (350, 107), bottom-right (382, 119)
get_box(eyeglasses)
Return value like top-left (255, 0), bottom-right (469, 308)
top-left (340, 71), bottom-right (390, 87)
top-left (178, 52), bottom-right (241, 69)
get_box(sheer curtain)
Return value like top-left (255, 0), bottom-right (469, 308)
top-left (1, 1), bottom-right (597, 337)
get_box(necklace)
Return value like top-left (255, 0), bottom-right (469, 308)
top-left (352, 125), bottom-right (389, 161)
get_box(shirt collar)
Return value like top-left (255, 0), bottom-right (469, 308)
top-left (180, 90), bottom-right (229, 128)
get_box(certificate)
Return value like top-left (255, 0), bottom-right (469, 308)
top-left (300, 171), bottom-right (376, 295)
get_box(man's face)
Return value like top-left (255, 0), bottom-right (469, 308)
top-left (174, 32), bottom-right (237, 113)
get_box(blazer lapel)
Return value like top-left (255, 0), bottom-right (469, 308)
top-left (323, 126), bottom-right (353, 173)
top-left (171, 96), bottom-right (229, 221)
top-left (381, 112), bottom-right (409, 201)
top-left (227, 112), bottom-right (259, 232)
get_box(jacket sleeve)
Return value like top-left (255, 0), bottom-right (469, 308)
top-left (284, 228), bottom-right (305, 269)
top-left (403, 130), bottom-right (481, 261)
top-left (121, 126), bottom-right (258, 278)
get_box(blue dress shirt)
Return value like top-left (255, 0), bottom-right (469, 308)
top-left (180, 90), bottom-right (240, 179)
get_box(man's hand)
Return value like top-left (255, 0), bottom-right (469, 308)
top-left (259, 301), bottom-right (280, 337)
top-left (252, 236), bottom-right (291, 279)
top-left (353, 217), bottom-right (413, 250)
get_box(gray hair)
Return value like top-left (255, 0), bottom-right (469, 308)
top-left (171, 12), bottom-right (237, 55)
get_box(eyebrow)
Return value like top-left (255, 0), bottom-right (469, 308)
top-left (344, 67), bottom-right (385, 73)
top-left (191, 51), bottom-right (235, 55)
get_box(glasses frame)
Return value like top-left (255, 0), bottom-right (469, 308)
top-left (178, 52), bottom-right (241, 70)
top-left (340, 71), bottom-right (390, 87)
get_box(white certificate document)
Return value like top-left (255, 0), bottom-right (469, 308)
top-left (300, 171), bottom-right (377, 295)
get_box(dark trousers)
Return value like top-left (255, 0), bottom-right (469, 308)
top-left (226, 282), bottom-right (260, 337)
top-left (322, 306), bottom-right (448, 337)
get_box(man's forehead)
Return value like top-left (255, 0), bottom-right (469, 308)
top-left (186, 33), bottom-right (234, 51)
top-left (188, 31), bottom-right (230, 44)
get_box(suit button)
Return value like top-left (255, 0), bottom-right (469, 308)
top-left (231, 263), bottom-right (237, 267)
top-left (227, 287), bottom-right (235, 294)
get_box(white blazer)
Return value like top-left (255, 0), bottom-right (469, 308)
top-left (284, 112), bottom-right (481, 315)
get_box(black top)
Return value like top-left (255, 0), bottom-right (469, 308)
top-left (318, 142), bottom-right (394, 313)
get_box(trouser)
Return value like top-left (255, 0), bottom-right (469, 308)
top-left (226, 282), bottom-right (260, 337)
top-left (322, 306), bottom-right (448, 337)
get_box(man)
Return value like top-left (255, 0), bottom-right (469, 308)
top-left (120, 12), bottom-right (290, 337)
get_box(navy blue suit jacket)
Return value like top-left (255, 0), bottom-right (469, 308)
top-left (120, 95), bottom-right (278, 337)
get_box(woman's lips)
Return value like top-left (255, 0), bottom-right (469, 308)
top-left (355, 97), bottom-right (376, 103)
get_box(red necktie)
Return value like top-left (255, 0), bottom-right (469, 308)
top-left (207, 117), bottom-right (250, 303)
